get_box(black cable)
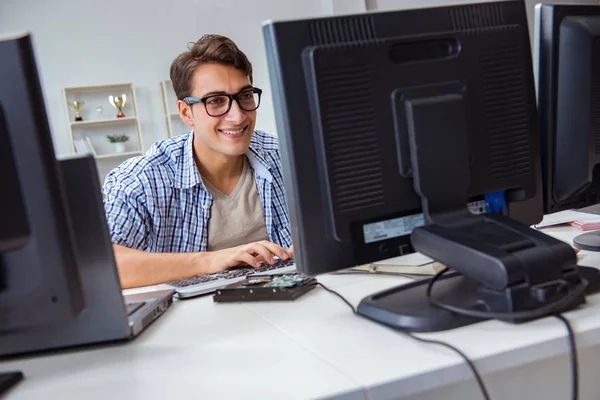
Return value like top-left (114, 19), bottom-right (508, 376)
top-left (555, 314), bottom-right (578, 400)
top-left (316, 282), bottom-right (491, 400)
top-left (317, 282), bottom-right (357, 314)
top-left (426, 269), bottom-right (582, 400)
top-left (426, 268), bottom-right (588, 322)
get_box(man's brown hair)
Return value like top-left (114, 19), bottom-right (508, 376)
top-left (170, 34), bottom-right (253, 101)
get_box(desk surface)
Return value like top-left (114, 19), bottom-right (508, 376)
top-left (4, 213), bottom-right (600, 400)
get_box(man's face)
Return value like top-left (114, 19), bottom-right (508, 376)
top-left (178, 63), bottom-right (257, 159)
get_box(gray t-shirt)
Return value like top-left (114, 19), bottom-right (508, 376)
top-left (203, 157), bottom-right (269, 251)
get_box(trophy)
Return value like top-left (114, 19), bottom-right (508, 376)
top-left (108, 94), bottom-right (127, 118)
top-left (70, 101), bottom-right (84, 121)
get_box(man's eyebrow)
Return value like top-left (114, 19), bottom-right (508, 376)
top-left (200, 85), bottom-right (253, 98)
top-left (200, 90), bottom-right (227, 98)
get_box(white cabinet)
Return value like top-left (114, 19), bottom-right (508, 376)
top-left (63, 83), bottom-right (144, 159)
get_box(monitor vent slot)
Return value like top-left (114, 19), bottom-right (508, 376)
top-left (594, 40), bottom-right (600, 155)
top-left (479, 45), bottom-right (532, 180)
top-left (309, 16), bottom-right (376, 45)
top-left (450, 3), bottom-right (505, 30)
top-left (317, 65), bottom-right (385, 213)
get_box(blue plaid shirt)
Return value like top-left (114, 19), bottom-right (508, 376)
top-left (102, 130), bottom-right (292, 253)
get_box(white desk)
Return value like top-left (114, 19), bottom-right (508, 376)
top-left (3, 218), bottom-right (600, 400)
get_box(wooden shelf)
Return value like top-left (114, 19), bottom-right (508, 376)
top-left (95, 151), bottom-right (143, 160)
top-left (64, 82), bottom-right (145, 182)
top-left (70, 117), bottom-right (137, 127)
top-left (64, 83), bottom-right (133, 93)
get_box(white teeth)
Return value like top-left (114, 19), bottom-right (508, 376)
top-left (221, 127), bottom-right (245, 135)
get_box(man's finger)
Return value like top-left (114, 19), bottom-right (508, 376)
top-left (249, 243), bottom-right (277, 265)
top-left (236, 251), bottom-right (260, 269)
top-left (259, 241), bottom-right (290, 261)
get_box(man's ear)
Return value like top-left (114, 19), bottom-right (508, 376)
top-left (177, 100), bottom-right (195, 127)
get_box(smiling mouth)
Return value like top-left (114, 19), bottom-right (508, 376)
top-left (219, 125), bottom-right (248, 138)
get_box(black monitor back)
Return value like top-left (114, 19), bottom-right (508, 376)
top-left (263, 0), bottom-right (543, 276)
top-left (537, 4), bottom-right (600, 213)
top-left (0, 34), bottom-right (84, 333)
top-left (0, 108), bottom-right (28, 255)
top-left (0, 105), bottom-right (29, 292)
top-left (1, 154), bottom-right (131, 358)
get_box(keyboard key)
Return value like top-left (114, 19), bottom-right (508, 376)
top-left (167, 259), bottom-right (295, 288)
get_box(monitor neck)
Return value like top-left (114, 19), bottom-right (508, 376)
top-left (402, 82), bottom-right (585, 318)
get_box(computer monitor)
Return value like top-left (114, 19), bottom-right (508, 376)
top-left (0, 114), bottom-right (28, 256)
top-left (0, 33), bottom-right (85, 333)
top-left (0, 34), bottom-right (174, 363)
top-left (0, 105), bottom-right (29, 293)
top-left (536, 3), bottom-right (600, 251)
top-left (263, 0), bottom-right (594, 331)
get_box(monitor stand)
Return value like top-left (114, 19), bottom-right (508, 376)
top-left (358, 266), bottom-right (600, 332)
top-left (0, 371), bottom-right (24, 395)
top-left (358, 85), bottom-right (599, 332)
top-left (573, 231), bottom-right (600, 251)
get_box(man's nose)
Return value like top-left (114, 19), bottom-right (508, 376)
top-left (225, 99), bottom-right (244, 120)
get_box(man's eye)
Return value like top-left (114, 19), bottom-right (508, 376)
top-left (208, 97), bottom-right (226, 105)
top-left (239, 92), bottom-right (253, 100)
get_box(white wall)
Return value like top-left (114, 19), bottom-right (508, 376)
top-left (4, 0), bottom-right (600, 173)
top-left (0, 0), bottom-right (335, 173)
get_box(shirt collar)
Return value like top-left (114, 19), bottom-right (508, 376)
top-left (173, 130), bottom-right (272, 190)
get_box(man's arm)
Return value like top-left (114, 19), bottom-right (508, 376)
top-left (113, 240), bottom-right (293, 289)
top-left (112, 244), bottom-right (210, 288)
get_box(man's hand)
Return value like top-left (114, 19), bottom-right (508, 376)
top-left (112, 242), bottom-right (294, 289)
top-left (207, 240), bottom-right (293, 274)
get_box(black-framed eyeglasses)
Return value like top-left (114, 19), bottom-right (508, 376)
top-left (184, 87), bottom-right (262, 117)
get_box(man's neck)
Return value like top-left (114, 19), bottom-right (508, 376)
top-left (193, 142), bottom-right (245, 195)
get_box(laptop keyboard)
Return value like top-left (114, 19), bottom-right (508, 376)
top-left (168, 258), bottom-right (295, 288)
top-left (126, 301), bottom-right (146, 316)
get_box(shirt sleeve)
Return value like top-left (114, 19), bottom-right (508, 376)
top-left (102, 168), bottom-right (151, 250)
top-left (278, 224), bottom-right (293, 250)
top-left (268, 142), bottom-right (293, 250)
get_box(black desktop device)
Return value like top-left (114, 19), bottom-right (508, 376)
top-left (536, 4), bottom-right (600, 251)
top-left (0, 90), bottom-right (27, 397)
top-left (0, 34), bottom-right (86, 333)
top-left (0, 34), bottom-right (175, 367)
top-left (0, 33), bottom-right (88, 394)
top-left (263, 0), bottom-right (599, 332)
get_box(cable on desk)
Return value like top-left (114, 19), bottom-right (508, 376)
top-left (425, 268), bottom-right (587, 322)
top-left (426, 268), bottom-right (581, 400)
top-left (554, 314), bottom-right (579, 400)
top-left (316, 282), bottom-right (491, 400)
top-left (317, 282), bottom-right (358, 314)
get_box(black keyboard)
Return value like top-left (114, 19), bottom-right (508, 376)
top-left (126, 301), bottom-right (146, 316)
top-left (168, 259), bottom-right (295, 288)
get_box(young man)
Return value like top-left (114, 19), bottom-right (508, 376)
top-left (103, 34), bottom-right (293, 289)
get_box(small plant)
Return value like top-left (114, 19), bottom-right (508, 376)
top-left (106, 134), bottom-right (129, 143)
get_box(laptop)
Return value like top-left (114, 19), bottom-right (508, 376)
top-left (59, 154), bottom-right (175, 340)
top-left (0, 155), bottom-right (174, 358)
top-left (164, 258), bottom-right (297, 299)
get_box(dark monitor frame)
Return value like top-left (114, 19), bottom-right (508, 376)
top-left (0, 33), bottom-right (84, 332)
top-left (263, 0), bottom-right (593, 332)
top-left (0, 106), bottom-right (29, 293)
top-left (263, 0), bottom-right (544, 277)
top-left (536, 3), bottom-right (600, 214)
top-left (0, 108), bottom-right (29, 255)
